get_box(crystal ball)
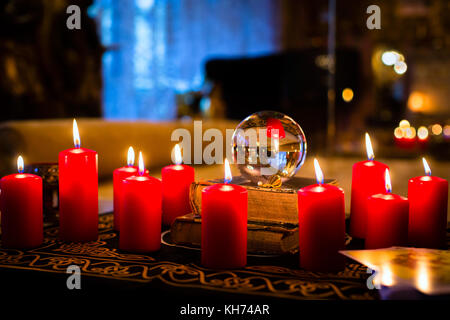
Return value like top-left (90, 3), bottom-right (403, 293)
top-left (231, 111), bottom-right (307, 186)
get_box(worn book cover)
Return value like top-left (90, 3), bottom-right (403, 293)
top-left (189, 176), bottom-right (337, 225)
top-left (171, 213), bottom-right (299, 255)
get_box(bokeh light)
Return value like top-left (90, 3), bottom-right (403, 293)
top-left (431, 124), bottom-right (442, 135)
top-left (417, 126), bottom-right (428, 140)
top-left (408, 92), bottom-right (425, 112)
top-left (381, 51), bottom-right (398, 66)
top-left (342, 88), bottom-right (354, 102)
top-left (399, 119), bottom-right (410, 128)
top-left (394, 61), bottom-right (407, 74)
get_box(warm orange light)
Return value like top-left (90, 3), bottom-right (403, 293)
top-left (444, 125), bottom-right (450, 138)
top-left (224, 158), bottom-right (232, 184)
top-left (385, 169), bottom-right (392, 193)
top-left (314, 158), bottom-right (324, 185)
top-left (365, 133), bottom-right (374, 160)
top-left (399, 119), bottom-right (410, 129)
top-left (380, 264), bottom-right (394, 286)
top-left (127, 146), bottom-right (135, 166)
top-left (342, 88), bottom-right (354, 102)
top-left (73, 119), bottom-right (80, 148)
top-left (174, 144), bottom-right (182, 165)
top-left (431, 124), bottom-right (442, 135)
top-left (394, 127), bottom-right (404, 139)
top-left (408, 92), bottom-right (425, 112)
top-left (17, 155), bottom-right (24, 173)
top-left (138, 151), bottom-right (145, 176)
top-left (416, 261), bottom-right (431, 293)
top-left (405, 127), bottom-right (416, 139)
top-left (422, 157), bottom-right (431, 176)
top-left (417, 126), bottom-right (428, 140)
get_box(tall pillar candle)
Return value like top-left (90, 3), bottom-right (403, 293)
top-left (201, 159), bottom-right (247, 269)
top-left (366, 169), bottom-right (409, 249)
top-left (298, 159), bottom-right (346, 272)
top-left (59, 119), bottom-right (98, 242)
top-left (408, 158), bottom-right (448, 249)
top-left (113, 146), bottom-right (148, 231)
top-left (120, 152), bottom-right (162, 252)
top-left (0, 156), bottom-right (43, 248)
top-left (161, 144), bottom-right (195, 226)
top-left (350, 133), bottom-right (389, 239)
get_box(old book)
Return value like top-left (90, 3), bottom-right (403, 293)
top-left (189, 176), bottom-right (337, 225)
top-left (171, 213), bottom-right (299, 255)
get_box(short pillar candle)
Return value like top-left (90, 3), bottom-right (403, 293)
top-left (120, 152), bottom-right (162, 252)
top-left (161, 144), bottom-right (195, 226)
top-left (0, 156), bottom-right (43, 248)
top-left (350, 133), bottom-right (389, 239)
top-left (408, 158), bottom-right (448, 249)
top-left (366, 169), bottom-right (409, 249)
top-left (298, 159), bottom-right (346, 272)
top-left (201, 159), bottom-right (247, 269)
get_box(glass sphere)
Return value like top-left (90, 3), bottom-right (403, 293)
top-left (231, 111), bottom-right (307, 186)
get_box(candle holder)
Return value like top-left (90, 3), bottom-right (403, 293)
top-left (24, 162), bottom-right (59, 224)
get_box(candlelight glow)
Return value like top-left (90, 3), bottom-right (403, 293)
top-left (394, 61), bottom-right (407, 74)
top-left (314, 158), bottom-right (324, 185)
top-left (431, 124), bottom-right (442, 135)
top-left (417, 126), bottom-right (428, 140)
top-left (399, 119), bottom-right (410, 128)
top-left (73, 119), bottom-right (80, 148)
top-left (17, 155), bottom-right (24, 173)
top-left (224, 158), bottom-right (232, 184)
top-left (422, 157), bottom-right (431, 176)
top-left (380, 264), bottom-right (394, 286)
top-left (416, 261), bottom-right (431, 293)
top-left (127, 146), bottom-right (135, 166)
top-left (394, 127), bottom-right (403, 139)
top-left (365, 133), bottom-right (374, 160)
top-left (138, 151), bottom-right (145, 176)
top-left (385, 169), bottom-right (392, 193)
top-left (342, 88), bottom-right (354, 102)
top-left (405, 127), bottom-right (416, 139)
top-left (174, 144), bottom-right (182, 165)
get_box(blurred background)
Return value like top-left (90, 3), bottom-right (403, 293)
top-left (0, 0), bottom-right (448, 214)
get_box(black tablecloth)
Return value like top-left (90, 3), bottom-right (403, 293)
top-left (0, 213), bottom-right (385, 301)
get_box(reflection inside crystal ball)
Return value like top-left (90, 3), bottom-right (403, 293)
top-left (231, 111), bottom-right (307, 186)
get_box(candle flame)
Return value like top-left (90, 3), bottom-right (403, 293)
top-left (127, 146), bottom-right (135, 166)
top-left (174, 144), bottom-right (182, 165)
top-left (17, 155), bottom-right (24, 173)
top-left (422, 157), bottom-right (431, 176)
top-left (224, 158), bottom-right (232, 184)
top-left (385, 168), bottom-right (392, 193)
top-left (365, 132), bottom-right (374, 160)
top-left (73, 119), bottom-right (80, 148)
top-left (314, 158), bottom-right (324, 185)
top-left (138, 151), bottom-right (145, 176)
top-left (380, 264), bottom-right (394, 286)
top-left (416, 261), bottom-right (431, 293)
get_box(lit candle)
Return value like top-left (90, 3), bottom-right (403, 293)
top-left (408, 158), bottom-right (448, 249)
top-left (201, 159), bottom-right (247, 269)
top-left (161, 144), bottom-right (195, 226)
top-left (365, 169), bottom-right (409, 249)
top-left (0, 156), bottom-right (43, 248)
top-left (350, 133), bottom-right (389, 238)
top-left (113, 146), bottom-right (148, 231)
top-left (119, 152), bottom-right (162, 252)
top-left (59, 119), bottom-right (98, 242)
top-left (297, 159), bottom-right (345, 272)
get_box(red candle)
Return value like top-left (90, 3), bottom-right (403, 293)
top-left (113, 146), bottom-right (149, 231)
top-left (298, 159), bottom-right (345, 272)
top-left (120, 152), bottom-right (162, 252)
top-left (0, 156), bottom-right (43, 248)
top-left (161, 144), bottom-right (195, 226)
top-left (350, 133), bottom-right (389, 239)
top-left (408, 158), bottom-right (448, 249)
top-left (201, 159), bottom-right (247, 269)
top-left (59, 119), bottom-right (98, 242)
top-left (366, 169), bottom-right (409, 249)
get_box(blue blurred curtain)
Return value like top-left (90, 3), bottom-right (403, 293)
top-left (89, 0), bottom-right (280, 120)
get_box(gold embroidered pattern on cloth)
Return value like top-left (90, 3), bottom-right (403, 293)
top-left (0, 213), bottom-right (380, 300)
